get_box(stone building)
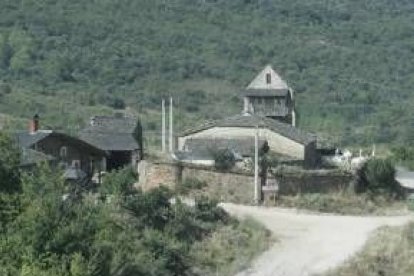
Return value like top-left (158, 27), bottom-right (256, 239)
top-left (243, 65), bottom-right (296, 125)
top-left (178, 114), bottom-right (318, 168)
top-left (79, 115), bottom-right (143, 171)
top-left (16, 115), bottom-right (106, 179)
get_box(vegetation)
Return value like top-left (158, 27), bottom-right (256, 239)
top-left (99, 166), bottom-right (138, 196)
top-left (273, 158), bottom-right (406, 215)
top-left (176, 177), bottom-right (207, 195)
top-left (190, 217), bottom-right (272, 276)
top-left (391, 145), bottom-right (414, 170)
top-left (213, 148), bottom-right (237, 171)
top-left (0, 136), bottom-right (270, 275)
top-left (356, 158), bottom-right (401, 198)
top-left (0, 0), bottom-right (414, 148)
top-left (274, 193), bottom-right (406, 216)
top-left (323, 223), bottom-right (414, 276)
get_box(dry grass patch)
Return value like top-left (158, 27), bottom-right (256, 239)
top-left (322, 222), bottom-right (414, 276)
top-left (272, 193), bottom-right (408, 215)
top-left (190, 217), bottom-right (273, 276)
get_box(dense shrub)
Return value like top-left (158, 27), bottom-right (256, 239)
top-left (212, 148), bottom-right (236, 171)
top-left (99, 167), bottom-right (138, 196)
top-left (356, 158), bottom-right (400, 197)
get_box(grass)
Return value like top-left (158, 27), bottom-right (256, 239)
top-left (322, 222), bottom-right (414, 276)
top-left (190, 217), bottom-right (272, 276)
top-left (271, 193), bottom-right (408, 216)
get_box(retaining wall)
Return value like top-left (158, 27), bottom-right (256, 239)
top-left (138, 161), bottom-right (353, 203)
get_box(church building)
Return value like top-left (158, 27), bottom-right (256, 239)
top-left (177, 65), bottom-right (318, 168)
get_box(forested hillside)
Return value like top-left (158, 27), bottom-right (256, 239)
top-left (0, 0), bottom-right (414, 146)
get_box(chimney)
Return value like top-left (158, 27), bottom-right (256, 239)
top-left (29, 114), bottom-right (40, 134)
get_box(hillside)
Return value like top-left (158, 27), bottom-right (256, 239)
top-left (1, 0), bottom-right (414, 146)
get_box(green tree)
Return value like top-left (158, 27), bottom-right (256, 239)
top-left (0, 132), bottom-right (21, 193)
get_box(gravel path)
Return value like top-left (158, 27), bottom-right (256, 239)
top-left (220, 203), bottom-right (413, 276)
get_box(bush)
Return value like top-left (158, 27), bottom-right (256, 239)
top-left (212, 148), bottom-right (236, 171)
top-left (100, 167), bottom-right (137, 196)
top-left (357, 158), bottom-right (400, 197)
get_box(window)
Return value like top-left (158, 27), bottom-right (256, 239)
top-left (72, 160), bottom-right (80, 168)
top-left (60, 146), bottom-right (67, 158)
top-left (266, 73), bottom-right (271, 84)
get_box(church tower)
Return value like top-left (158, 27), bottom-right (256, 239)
top-left (243, 65), bottom-right (296, 126)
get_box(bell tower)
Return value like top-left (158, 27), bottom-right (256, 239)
top-left (243, 65), bottom-right (295, 125)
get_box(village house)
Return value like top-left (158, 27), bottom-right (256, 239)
top-left (177, 65), bottom-right (319, 168)
top-left (16, 115), bottom-right (107, 180)
top-left (79, 115), bottom-right (143, 171)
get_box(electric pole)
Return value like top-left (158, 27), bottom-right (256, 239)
top-left (162, 99), bottom-right (166, 153)
top-left (169, 97), bottom-right (173, 152)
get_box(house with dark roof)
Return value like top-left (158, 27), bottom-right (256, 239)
top-left (79, 115), bottom-right (142, 170)
top-left (178, 113), bottom-right (318, 167)
top-left (16, 115), bottom-right (107, 180)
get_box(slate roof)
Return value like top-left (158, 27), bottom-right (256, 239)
top-left (86, 116), bottom-right (137, 133)
top-left (180, 114), bottom-right (316, 145)
top-left (247, 65), bottom-right (289, 90)
top-left (79, 116), bottom-right (140, 151)
top-left (184, 137), bottom-right (267, 157)
top-left (20, 148), bottom-right (55, 166)
top-left (15, 131), bottom-right (106, 156)
top-left (16, 130), bottom-right (52, 148)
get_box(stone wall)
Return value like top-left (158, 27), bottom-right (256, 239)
top-left (275, 169), bottom-right (353, 195)
top-left (137, 161), bottom-right (179, 191)
top-left (182, 166), bottom-right (255, 204)
top-left (138, 161), bottom-right (353, 203)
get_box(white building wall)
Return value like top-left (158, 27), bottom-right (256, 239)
top-left (178, 127), bottom-right (305, 159)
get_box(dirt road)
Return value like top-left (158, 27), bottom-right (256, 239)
top-left (221, 203), bottom-right (413, 276)
top-left (396, 169), bottom-right (414, 190)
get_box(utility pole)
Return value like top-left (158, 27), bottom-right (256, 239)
top-left (254, 126), bottom-right (260, 204)
top-left (169, 97), bottom-right (173, 152)
top-left (162, 99), bottom-right (166, 153)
